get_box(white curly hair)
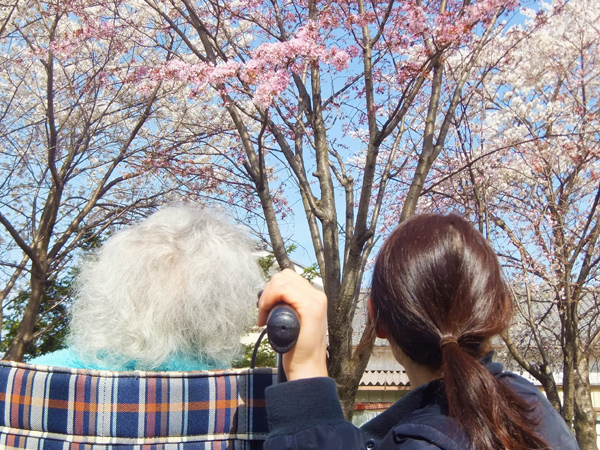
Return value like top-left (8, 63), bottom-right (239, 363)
top-left (67, 206), bottom-right (263, 370)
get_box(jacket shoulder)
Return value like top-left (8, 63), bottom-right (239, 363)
top-left (381, 408), bottom-right (470, 450)
top-left (498, 372), bottom-right (580, 449)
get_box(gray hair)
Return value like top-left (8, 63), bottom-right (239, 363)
top-left (68, 206), bottom-right (262, 370)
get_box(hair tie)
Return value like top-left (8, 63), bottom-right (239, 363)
top-left (440, 335), bottom-right (458, 349)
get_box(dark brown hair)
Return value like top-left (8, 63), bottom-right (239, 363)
top-left (371, 214), bottom-right (548, 449)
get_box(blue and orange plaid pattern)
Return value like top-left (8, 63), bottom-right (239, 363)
top-left (0, 361), bottom-right (276, 449)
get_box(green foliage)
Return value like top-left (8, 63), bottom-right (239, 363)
top-left (1, 274), bottom-right (75, 361)
top-left (258, 243), bottom-right (321, 282)
top-left (257, 253), bottom-right (277, 280)
top-left (258, 244), bottom-right (298, 279)
top-left (1, 229), bottom-right (103, 360)
top-left (78, 228), bottom-right (105, 253)
top-left (232, 337), bottom-right (277, 368)
top-left (301, 263), bottom-right (320, 282)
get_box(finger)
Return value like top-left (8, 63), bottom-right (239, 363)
top-left (257, 270), bottom-right (310, 326)
top-left (257, 273), bottom-right (292, 326)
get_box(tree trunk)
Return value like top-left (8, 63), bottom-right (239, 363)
top-left (0, 257), bottom-right (29, 343)
top-left (574, 355), bottom-right (598, 449)
top-left (342, 320), bottom-right (377, 418)
top-left (334, 337), bottom-right (376, 419)
top-left (538, 368), bottom-right (563, 416)
top-left (327, 240), bottom-right (377, 419)
top-left (327, 288), bottom-right (357, 418)
top-left (3, 260), bottom-right (48, 361)
top-left (561, 288), bottom-right (578, 431)
top-left (337, 359), bottom-right (361, 419)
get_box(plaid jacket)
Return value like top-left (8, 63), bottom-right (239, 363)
top-left (0, 361), bottom-right (276, 449)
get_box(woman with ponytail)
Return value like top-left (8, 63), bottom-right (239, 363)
top-left (258, 214), bottom-right (579, 449)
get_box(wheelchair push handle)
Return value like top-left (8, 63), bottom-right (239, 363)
top-left (266, 304), bottom-right (300, 354)
top-left (255, 290), bottom-right (300, 382)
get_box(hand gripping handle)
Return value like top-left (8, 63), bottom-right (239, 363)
top-left (266, 304), bottom-right (300, 354)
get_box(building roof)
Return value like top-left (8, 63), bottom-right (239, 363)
top-left (360, 346), bottom-right (409, 387)
top-left (360, 370), bottom-right (410, 387)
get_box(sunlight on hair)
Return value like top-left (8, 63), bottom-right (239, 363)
top-left (68, 206), bottom-right (263, 370)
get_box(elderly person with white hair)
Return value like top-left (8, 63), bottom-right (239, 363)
top-left (31, 206), bottom-right (262, 371)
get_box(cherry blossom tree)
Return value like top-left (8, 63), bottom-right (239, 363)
top-left (425, 0), bottom-right (600, 446)
top-left (113, 0), bottom-right (523, 416)
top-left (1, 0), bottom-right (528, 419)
top-left (0, 0), bottom-right (232, 360)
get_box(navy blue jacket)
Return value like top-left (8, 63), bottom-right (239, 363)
top-left (264, 355), bottom-right (579, 449)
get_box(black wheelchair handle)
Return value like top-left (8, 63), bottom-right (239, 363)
top-left (266, 304), bottom-right (300, 354)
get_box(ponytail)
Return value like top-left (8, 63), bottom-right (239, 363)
top-left (441, 342), bottom-right (548, 449)
top-left (371, 214), bottom-right (549, 450)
